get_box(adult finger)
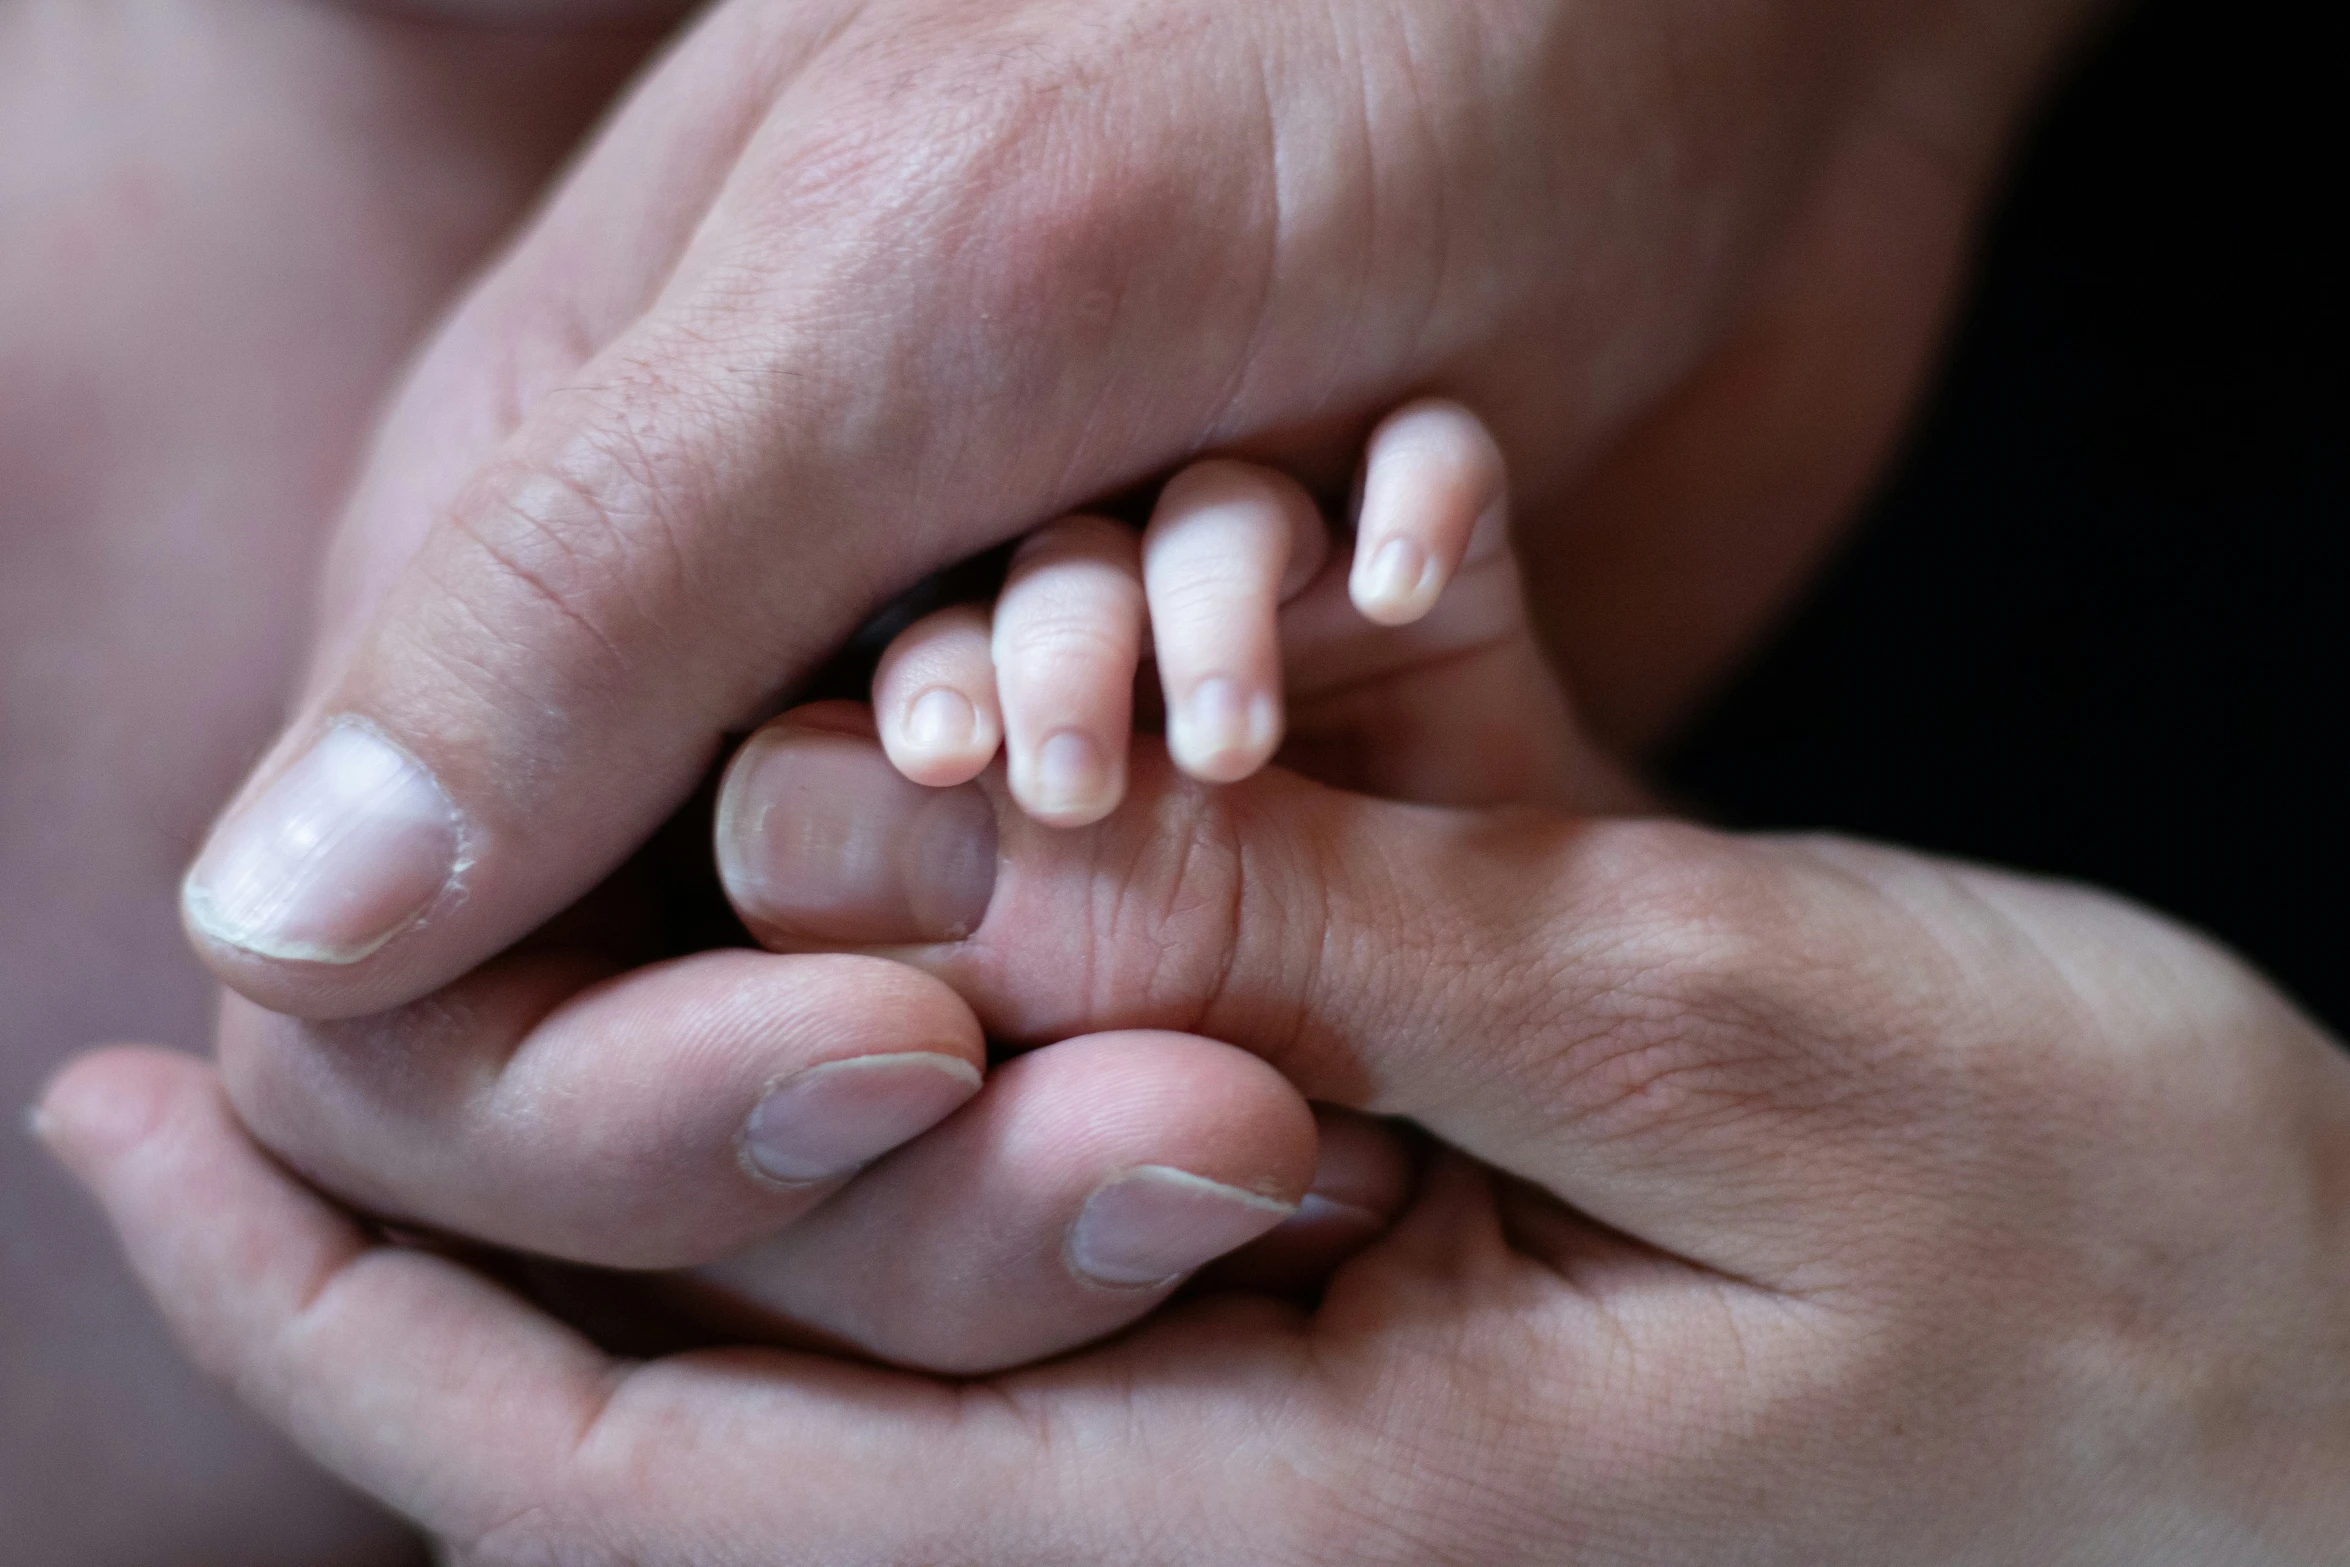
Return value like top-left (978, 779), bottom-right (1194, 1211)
top-left (1195, 1104), bottom-right (1417, 1296)
top-left (716, 709), bottom-right (2035, 1288)
top-left (30, 1048), bottom-right (1083, 1562)
top-left (32, 1047), bottom-right (619, 1549)
top-left (219, 936), bottom-right (1357, 1371)
top-left (698, 1031), bottom-right (1315, 1374)
top-left (174, 0), bottom-right (859, 1018)
top-left (217, 950), bottom-right (988, 1269)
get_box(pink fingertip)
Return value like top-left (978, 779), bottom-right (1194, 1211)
top-left (1171, 677), bottom-right (1280, 783)
top-left (906, 688), bottom-right (978, 754)
top-left (1351, 536), bottom-right (1440, 625)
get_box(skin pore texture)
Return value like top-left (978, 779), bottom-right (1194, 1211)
top-left (0, 1), bottom-right (667, 1557)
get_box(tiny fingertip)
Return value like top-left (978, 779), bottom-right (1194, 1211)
top-left (1171, 678), bottom-right (1280, 783)
top-left (881, 687), bottom-right (1001, 787)
top-left (1350, 536), bottom-right (1438, 626)
top-left (1020, 730), bottom-right (1123, 827)
top-left (903, 686), bottom-right (979, 752)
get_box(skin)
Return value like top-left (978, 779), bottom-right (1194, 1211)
top-left (71, 424), bottom-right (2350, 1558)
top-left (41, 738), bottom-right (2350, 1561)
top-left (872, 401), bottom-right (1516, 820)
top-left (13, 0), bottom-right (2148, 1552)
top-left (0, 0), bottom-right (680, 1557)
top-left (60, 0), bottom-right (2081, 1418)
top-left (9, 4), bottom-right (1946, 1535)
top-left (191, 483), bottom-right (1592, 1379)
top-left (173, 0), bottom-right (2111, 1023)
top-left (129, 0), bottom-right (2102, 1396)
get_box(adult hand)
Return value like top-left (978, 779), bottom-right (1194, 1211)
top-left (51, 730), bottom-right (2350, 1561)
top-left (162, 454), bottom-right (1587, 1382)
top-left (205, 943), bottom-right (1393, 1375)
top-left (178, 0), bottom-right (2104, 1020)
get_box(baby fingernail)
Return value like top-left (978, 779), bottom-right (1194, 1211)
top-left (906, 687), bottom-right (977, 754)
top-left (1066, 1166), bottom-right (1296, 1288)
top-left (1175, 678), bottom-right (1277, 781)
top-left (718, 727), bottom-right (997, 946)
top-left (1030, 730), bottom-right (1114, 821)
top-left (182, 722), bottom-right (461, 965)
top-left (1354, 537), bottom-right (1433, 622)
top-left (741, 1053), bottom-right (982, 1186)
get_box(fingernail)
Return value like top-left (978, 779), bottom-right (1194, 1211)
top-left (1031, 730), bottom-right (1112, 820)
top-left (718, 728), bottom-right (997, 945)
top-left (1353, 537), bottom-right (1433, 622)
top-left (1066, 1166), bottom-right (1296, 1288)
top-left (182, 722), bottom-right (462, 965)
top-left (741, 1053), bottom-right (982, 1186)
top-left (1173, 677), bottom-right (1277, 781)
top-left (906, 687), bottom-right (977, 754)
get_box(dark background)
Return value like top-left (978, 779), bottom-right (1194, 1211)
top-left (1668, 0), bottom-right (2347, 1036)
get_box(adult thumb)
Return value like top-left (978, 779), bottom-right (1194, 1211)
top-left (714, 704), bottom-right (1932, 1287)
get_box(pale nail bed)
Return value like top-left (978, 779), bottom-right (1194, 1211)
top-left (1031, 730), bottom-right (1112, 820)
top-left (1175, 677), bottom-right (1277, 781)
top-left (182, 721), bottom-right (462, 965)
top-left (1066, 1165), bottom-right (1296, 1288)
top-left (718, 728), bottom-right (996, 945)
top-left (742, 1053), bottom-right (983, 1186)
top-left (906, 687), bottom-right (978, 754)
top-left (1354, 536), bottom-right (1437, 623)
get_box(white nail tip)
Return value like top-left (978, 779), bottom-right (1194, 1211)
top-left (1067, 1165), bottom-right (1297, 1289)
top-left (1354, 537), bottom-right (1435, 624)
top-left (1175, 678), bottom-right (1280, 781)
top-left (906, 687), bottom-right (976, 753)
top-left (183, 722), bottom-right (463, 965)
top-left (1032, 730), bottom-right (1109, 813)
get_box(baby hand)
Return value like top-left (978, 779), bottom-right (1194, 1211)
top-left (867, 400), bottom-right (1546, 824)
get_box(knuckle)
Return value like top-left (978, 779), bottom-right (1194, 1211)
top-left (1000, 616), bottom-right (1137, 688)
top-left (722, 10), bottom-right (1262, 408)
top-left (1045, 754), bottom-right (1250, 1034)
top-left (1533, 823), bottom-right (1831, 1143)
top-left (1152, 568), bottom-right (1272, 633)
top-left (387, 392), bottom-right (737, 786)
top-left (442, 423), bottom-right (686, 662)
top-left (962, 755), bottom-right (1251, 1044)
top-left (742, 21), bottom-right (1137, 271)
